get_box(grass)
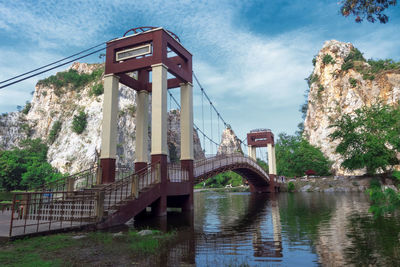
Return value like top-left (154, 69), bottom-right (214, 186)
top-left (0, 229), bottom-right (176, 266)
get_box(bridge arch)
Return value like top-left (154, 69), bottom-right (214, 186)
top-left (194, 154), bottom-right (277, 193)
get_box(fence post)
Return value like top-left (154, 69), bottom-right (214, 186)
top-left (131, 175), bottom-right (139, 198)
top-left (67, 178), bottom-right (75, 197)
top-left (96, 191), bottom-right (105, 222)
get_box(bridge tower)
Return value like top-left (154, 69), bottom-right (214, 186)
top-left (247, 129), bottom-right (277, 192)
top-left (100, 27), bottom-right (194, 215)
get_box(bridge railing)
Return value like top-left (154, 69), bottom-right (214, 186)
top-left (35, 166), bottom-right (99, 192)
top-left (168, 163), bottom-right (189, 182)
top-left (194, 153), bottom-right (269, 181)
top-left (9, 190), bottom-right (99, 237)
top-left (102, 161), bottom-right (161, 211)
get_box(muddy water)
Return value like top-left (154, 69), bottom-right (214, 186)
top-left (133, 192), bottom-right (400, 266)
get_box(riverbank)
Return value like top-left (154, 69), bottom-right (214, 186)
top-left (0, 229), bottom-right (176, 266)
top-left (280, 175), bottom-right (399, 192)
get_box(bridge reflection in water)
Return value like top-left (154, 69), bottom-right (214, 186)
top-left (132, 192), bottom-right (282, 265)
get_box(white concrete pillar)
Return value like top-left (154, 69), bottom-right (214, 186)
top-left (100, 74), bottom-right (120, 159)
top-left (248, 145), bottom-right (257, 161)
top-left (268, 143), bottom-right (277, 175)
top-left (135, 90), bottom-right (149, 163)
top-left (272, 145), bottom-right (277, 174)
top-left (151, 63), bottom-right (168, 155)
top-left (180, 82), bottom-right (194, 160)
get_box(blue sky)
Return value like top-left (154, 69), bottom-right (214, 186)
top-left (1, 0), bottom-right (400, 152)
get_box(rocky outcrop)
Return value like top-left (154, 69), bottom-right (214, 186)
top-left (217, 128), bottom-right (243, 155)
top-left (0, 62), bottom-right (204, 173)
top-left (303, 40), bottom-right (400, 175)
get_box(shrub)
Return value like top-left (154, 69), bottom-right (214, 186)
top-left (312, 56), bottom-right (317, 66)
top-left (90, 83), bottom-right (104, 96)
top-left (345, 48), bottom-right (366, 62)
top-left (322, 54), bottom-right (335, 65)
top-left (22, 102), bottom-right (31, 115)
top-left (341, 61), bottom-right (354, 71)
top-left (72, 111), bottom-right (87, 134)
top-left (318, 84), bottom-right (324, 92)
top-left (362, 73), bottom-right (375, 80)
top-left (349, 78), bottom-right (357, 87)
top-left (48, 121), bottom-right (62, 144)
top-left (127, 105), bottom-right (136, 116)
top-left (288, 181), bottom-right (295, 192)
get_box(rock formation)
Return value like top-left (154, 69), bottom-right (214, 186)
top-left (303, 40), bottom-right (400, 175)
top-left (0, 62), bottom-right (204, 174)
top-left (217, 128), bottom-right (243, 155)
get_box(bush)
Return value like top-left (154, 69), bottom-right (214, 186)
top-left (345, 48), bottom-right (366, 62)
top-left (72, 111), bottom-right (87, 134)
top-left (349, 78), bottom-right (357, 87)
top-left (322, 54), bottom-right (335, 65)
top-left (90, 83), bottom-right (104, 96)
top-left (341, 61), bottom-right (354, 71)
top-left (22, 102), bottom-right (31, 115)
top-left (287, 181), bottom-right (295, 192)
top-left (48, 121), bottom-right (62, 144)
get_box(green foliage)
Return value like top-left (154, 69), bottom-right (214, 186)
top-left (340, 0), bottom-right (396, 23)
top-left (312, 56), bottom-right (317, 66)
top-left (349, 77), bottom-right (357, 87)
top-left (38, 67), bottom-right (104, 96)
top-left (72, 111), bottom-right (87, 134)
top-left (341, 60), bottom-right (354, 71)
top-left (346, 48), bottom-right (366, 62)
top-left (89, 83), bottom-right (104, 96)
top-left (48, 121), bottom-right (62, 144)
top-left (329, 103), bottom-right (400, 175)
top-left (287, 181), bottom-right (295, 192)
top-left (22, 101), bottom-right (31, 115)
top-left (201, 171), bottom-right (244, 188)
top-left (257, 158), bottom-right (268, 172)
top-left (367, 58), bottom-right (400, 73)
top-left (276, 133), bottom-right (331, 177)
top-left (392, 170), bottom-right (400, 180)
top-left (127, 104), bottom-right (136, 116)
top-left (322, 54), bottom-right (335, 65)
top-left (318, 84), bottom-right (324, 92)
top-left (366, 179), bottom-right (400, 218)
top-left (0, 139), bottom-right (63, 191)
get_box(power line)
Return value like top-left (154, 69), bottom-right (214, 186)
top-left (0, 42), bottom-right (107, 85)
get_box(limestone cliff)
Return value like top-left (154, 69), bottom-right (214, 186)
top-left (0, 62), bottom-right (204, 173)
top-left (217, 128), bottom-right (243, 155)
top-left (303, 40), bottom-right (400, 175)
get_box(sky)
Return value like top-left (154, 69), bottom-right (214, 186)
top-left (1, 0), bottom-right (400, 153)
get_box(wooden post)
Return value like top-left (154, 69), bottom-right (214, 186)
top-left (96, 191), bottom-right (105, 222)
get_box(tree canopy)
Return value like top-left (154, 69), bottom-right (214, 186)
top-left (0, 139), bottom-right (64, 191)
top-left (275, 133), bottom-right (332, 177)
top-left (329, 103), bottom-right (400, 175)
top-left (340, 0), bottom-right (397, 23)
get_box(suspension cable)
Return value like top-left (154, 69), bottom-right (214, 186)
top-left (210, 103), bottom-right (213, 154)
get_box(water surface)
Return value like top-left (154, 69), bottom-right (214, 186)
top-left (134, 192), bottom-right (400, 266)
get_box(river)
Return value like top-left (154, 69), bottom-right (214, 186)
top-left (133, 191), bottom-right (400, 266)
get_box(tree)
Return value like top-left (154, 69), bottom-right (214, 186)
top-left (329, 103), bottom-right (400, 175)
top-left (275, 133), bottom-right (332, 177)
top-left (72, 110), bottom-right (87, 134)
top-left (0, 139), bottom-right (63, 191)
top-left (340, 0), bottom-right (397, 23)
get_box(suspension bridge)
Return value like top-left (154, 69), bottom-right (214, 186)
top-left (0, 27), bottom-right (280, 239)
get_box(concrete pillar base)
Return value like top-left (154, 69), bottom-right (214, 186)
top-left (269, 174), bottom-right (276, 193)
top-left (100, 158), bottom-right (116, 184)
top-left (134, 162), bottom-right (148, 172)
top-left (181, 159), bottom-right (194, 211)
top-left (152, 196), bottom-right (167, 217)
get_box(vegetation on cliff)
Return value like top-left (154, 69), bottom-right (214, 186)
top-left (38, 67), bottom-right (103, 96)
